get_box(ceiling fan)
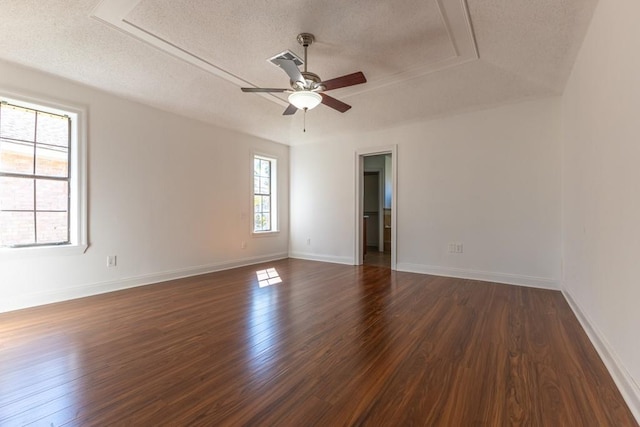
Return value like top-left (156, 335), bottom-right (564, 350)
top-left (241, 33), bottom-right (367, 115)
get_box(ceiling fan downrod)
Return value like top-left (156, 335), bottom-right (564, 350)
top-left (296, 33), bottom-right (314, 74)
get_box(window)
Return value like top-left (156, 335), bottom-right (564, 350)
top-left (253, 154), bottom-right (277, 233)
top-left (0, 95), bottom-right (86, 250)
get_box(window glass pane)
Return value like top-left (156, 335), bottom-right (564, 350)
top-left (254, 158), bottom-right (261, 176)
top-left (36, 211), bottom-right (68, 244)
top-left (254, 176), bottom-right (260, 194)
top-left (0, 139), bottom-right (34, 174)
top-left (0, 176), bottom-right (34, 210)
top-left (261, 195), bottom-right (270, 213)
top-left (35, 145), bottom-right (68, 177)
top-left (1, 104), bottom-right (36, 141)
top-left (262, 213), bottom-right (270, 231)
top-left (36, 179), bottom-right (68, 211)
top-left (36, 112), bottom-right (69, 147)
top-left (0, 211), bottom-right (34, 246)
top-left (254, 195), bottom-right (262, 213)
top-left (261, 159), bottom-right (270, 177)
top-left (260, 177), bottom-right (270, 194)
top-left (254, 213), bottom-right (263, 231)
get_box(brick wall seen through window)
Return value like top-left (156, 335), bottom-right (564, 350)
top-left (0, 101), bottom-right (71, 247)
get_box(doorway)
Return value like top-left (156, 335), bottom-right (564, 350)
top-left (355, 146), bottom-right (397, 269)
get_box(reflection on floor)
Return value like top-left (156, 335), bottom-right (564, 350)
top-left (363, 247), bottom-right (391, 267)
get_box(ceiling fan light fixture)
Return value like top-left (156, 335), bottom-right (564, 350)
top-left (288, 91), bottom-right (322, 110)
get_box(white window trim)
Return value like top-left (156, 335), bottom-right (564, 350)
top-left (252, 152), bottom-right (279, 236)
top-left (0, 89), bottom-right (88, 258)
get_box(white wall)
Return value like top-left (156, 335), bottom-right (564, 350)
top-left (561, 0), bottom-right (640, 418)
top-left (290, 98), bottom-right (561, 288)
top-left (0, 60), bottom-right (289, 312)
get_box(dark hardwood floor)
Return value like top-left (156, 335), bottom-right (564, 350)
top-left (363, 247), bottom-right (391, 267)
top-left (0, 259), bottom-right (636, 426)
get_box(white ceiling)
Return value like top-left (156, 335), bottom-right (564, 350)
top-left (0, 0), bottom-right (598, 145)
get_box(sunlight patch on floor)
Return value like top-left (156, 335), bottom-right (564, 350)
top-left (256, 268), bottom-right (282, 288)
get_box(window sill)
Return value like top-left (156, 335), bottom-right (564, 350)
top-left (252, 230), bottom-right (280, 238)
top-left (0, 243), bottom-right (88, 259)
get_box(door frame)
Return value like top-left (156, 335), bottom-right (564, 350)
top-left (354, 145), bottom-right (397, 269)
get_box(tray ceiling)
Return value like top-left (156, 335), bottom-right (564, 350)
top-left (92, 0), bottom-right (478, 107)
top-left (0, 0), bottom-right (598, 145)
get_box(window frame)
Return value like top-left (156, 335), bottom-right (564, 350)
top-left (252, 152), bottom-right (278, 235)
top-left (0, 90), bottom-right (88, 256)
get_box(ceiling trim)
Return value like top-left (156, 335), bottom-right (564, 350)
top-left (91, 0), bottom-right (478, 104)
top-left (345, 0), bottom-right (479, 96)
top-left (90, 0), bottom-right (288, 107)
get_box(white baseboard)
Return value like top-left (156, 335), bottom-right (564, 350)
top-left (288, 251), bottom-right (354, 266)
top-left (395, 262), bottom-right (559, 290)
top-left (562, 289), bottom-right (640, 423)
top-left (2, 252), bottom-right (288, 313)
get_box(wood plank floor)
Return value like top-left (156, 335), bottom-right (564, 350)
top-left (0, 259), bottom-right (636, 426)
top-left (363, 247), bottom-right (391, 267)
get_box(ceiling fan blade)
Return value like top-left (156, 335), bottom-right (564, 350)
top-left (273, 59), bottom-right (305, 85)
top-left (241, 87), bottom-right (288, 93)
top-left (321, 72), bottom-right (367, 91)
top-left (320, 93), bottom-right (351, 113)
top-left (283, 104), bottom-right (298, 115)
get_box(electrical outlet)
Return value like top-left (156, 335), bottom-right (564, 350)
top-left (306, 238), bottom-right (311, 245)
top-left (241, 241), bottom-right (247, 249)
top-left (448, 243), bottom-right (463, 254)
top-left (107, 255), bottom-right (117, 267)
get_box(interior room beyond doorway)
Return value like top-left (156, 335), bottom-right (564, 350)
top-left (363, 154), bottom-right (392, 268)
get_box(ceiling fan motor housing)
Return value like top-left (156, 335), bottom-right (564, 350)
top-left (292, 71), bottom-right (324, 91)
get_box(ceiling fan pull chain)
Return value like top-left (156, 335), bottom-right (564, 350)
top-left (303, 108), bottom-right (307, 132)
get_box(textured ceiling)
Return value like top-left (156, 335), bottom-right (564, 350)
top-left (127, 0), bottom-right (454, 84)
top-left (0, 0), bottom-right (598, 145)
